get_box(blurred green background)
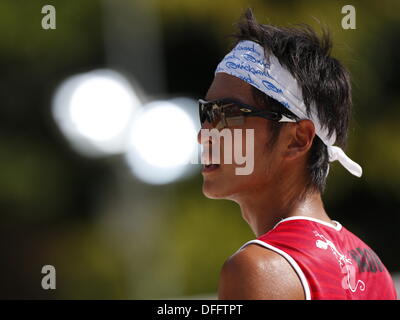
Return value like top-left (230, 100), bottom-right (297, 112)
top-left (0, 0), bottom-right (399, 299)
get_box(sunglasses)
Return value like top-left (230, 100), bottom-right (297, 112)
top-left (198, 98), bottom-right (297, 129)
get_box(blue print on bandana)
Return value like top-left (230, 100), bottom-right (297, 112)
top-left (233, 43), bottom-right (261, 56)
top-left (242, 54), bottom-right (270, 69)
top-left (225, 61), bottom-right (272, 79)
top-left (262, 80), bottom-right (282, 94)
top-left (225, 53), bottom-right (240, 61)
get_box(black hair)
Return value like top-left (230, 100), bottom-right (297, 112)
top-left (232, 9), bottom-right (352, 193)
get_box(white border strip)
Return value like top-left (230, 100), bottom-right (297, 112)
top-left (240, 240), bottom-right (312, 300)
top-left (273, 216), bottom-right (342, 231)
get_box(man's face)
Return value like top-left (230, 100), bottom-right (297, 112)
top-left (198, 73), bottom-right (283, 201)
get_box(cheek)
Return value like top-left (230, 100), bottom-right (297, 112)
top-left (243, 125), bottom-right (283, 188)
top-left (250, 138), bottom-right (272, 183)
top-left (244, 126), bottom-right (271, 170)
top-left (231, 126), bottom-right (273, 180)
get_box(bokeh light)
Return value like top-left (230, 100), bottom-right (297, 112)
top-left (125, 100), bottom-right (198, 184)
top-left (52, 69), bottom-right (141, 156)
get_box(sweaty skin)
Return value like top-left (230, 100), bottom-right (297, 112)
top-left (199, 73), bottom-right (337, 300)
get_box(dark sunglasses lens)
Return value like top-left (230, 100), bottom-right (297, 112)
top-left (199, 102), bottom-right (207, 123)
top-left (223, 104), bottom-right (242, 117)
top-left (210, 105), bottom-right (223, 127)
top-left (199, 102), bottom-right (223, 127)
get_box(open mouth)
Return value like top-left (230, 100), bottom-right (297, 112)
top-left (203, 163), bottom-right (220, 173)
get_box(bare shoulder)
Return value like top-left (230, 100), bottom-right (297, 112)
top-left (218, 243), bottom-right (305, 300)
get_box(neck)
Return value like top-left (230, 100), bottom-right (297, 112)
top-left (233, 182), bottom-right (331, 238)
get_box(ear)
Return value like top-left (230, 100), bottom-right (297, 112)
top-left (282, 120), bottom-right (315, 160)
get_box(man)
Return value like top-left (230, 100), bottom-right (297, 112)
top-left (197, 9), bottom-right (397, 300)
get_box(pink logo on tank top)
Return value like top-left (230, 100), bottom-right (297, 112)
top-left (313, 231), bottom-right (366, 293)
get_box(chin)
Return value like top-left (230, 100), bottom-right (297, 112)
top-left (201, 163), bottom-right (258, 199)
top-left (202, 176), bottom-right (240, 199)
top-left (202, 170), bottom-right (261, 202)
top-left (202, 183), bottom-right (228, 199)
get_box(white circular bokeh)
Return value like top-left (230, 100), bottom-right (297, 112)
top-left (125, 100), bottom-right (198, 185)
top-left (52, 69), bottom-right (141, 156)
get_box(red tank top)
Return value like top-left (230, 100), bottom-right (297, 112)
top-left (240, 216), bottom-right (397, 300)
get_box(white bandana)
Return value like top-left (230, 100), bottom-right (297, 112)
top-left (215, 40), bottom-right (362, 177)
